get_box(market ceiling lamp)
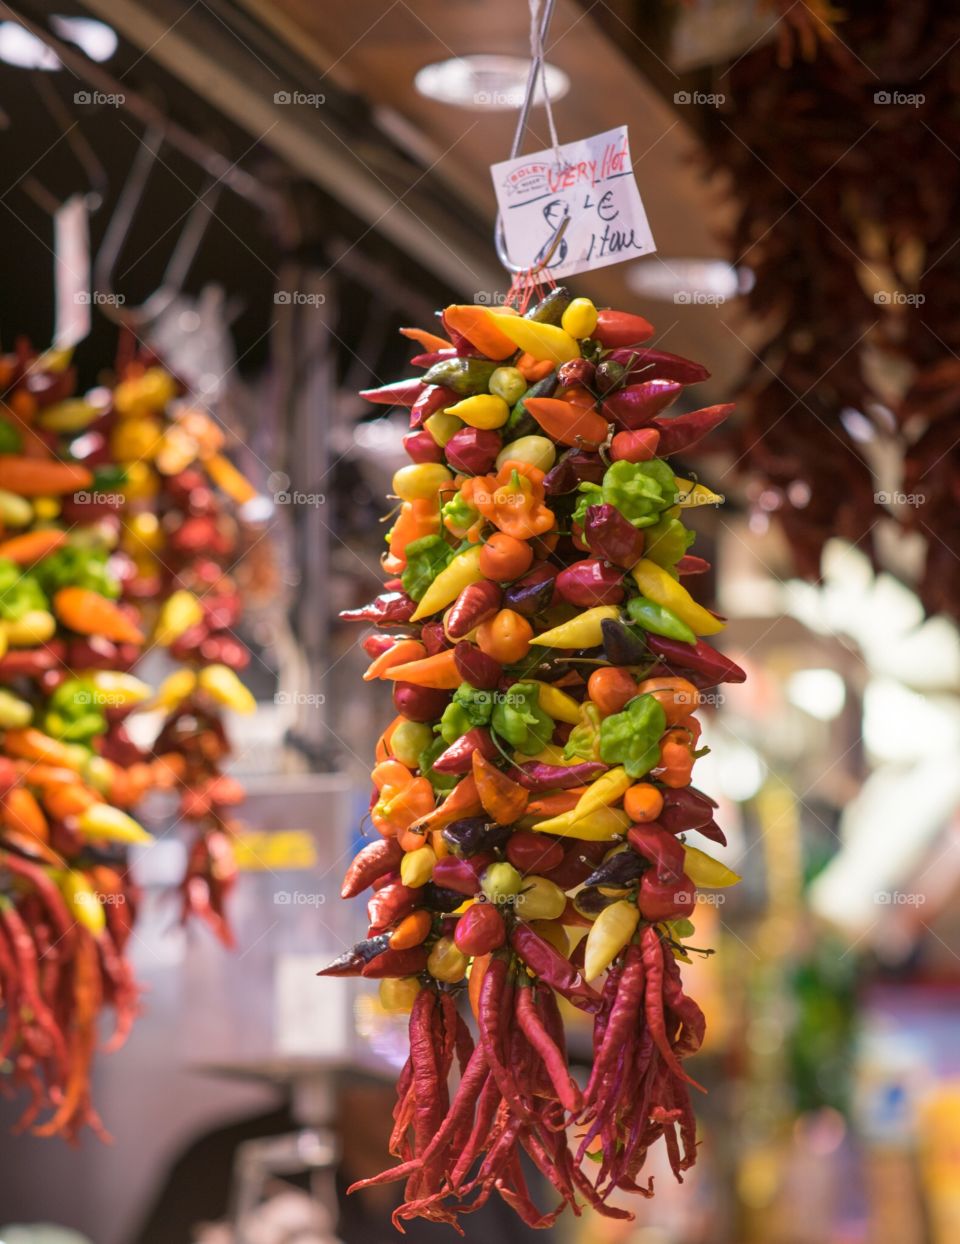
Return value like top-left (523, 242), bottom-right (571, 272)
top-left (414, 54), bottom-right (569, 111)
top-left (0, 15), bottom-right (116, 69)
top-left (627, 256), bottom-right (754, 303)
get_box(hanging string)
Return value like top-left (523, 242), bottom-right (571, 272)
top-left (528, 0), bottom-right (562, 167)
top-left (501, 0), bottom-right (567, 303)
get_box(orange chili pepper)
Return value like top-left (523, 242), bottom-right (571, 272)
top-left (363, 638), bottom-right (427, 681)
top-left (4, 728), bottom-right (81, 769)
top-left (461, 461), bottom-right (554, 541)
top-left (468, 952), bottom-right (492, 1022)
top-left (0, 455), bottom-right (92, 496)
top-left (526, 787), bottom-right (588, 817)
top-left (0, 528), bottom-right (68, 564)
top-left (382, 648), bottom-right (461, 690)
top-left (389, 908), bottom-right (432, 950)
top-left (372, 759), bottom-right (415, 792)
top-left (52, 587), bottom-right (144, 644)
top-left (409, 774), bottom-right (481, 833)
top-left (655, 729), bottom-right (695, 788)
top-left (516, 353), bottom-right (555, 382)
top-left (42, 782), bottom-right (97, 821)
top-left (388, 499), bottom-right (440, 569)
top-left (523, 396), bottom-right (609, 448)
top-left (400, 326), bottom-right (452, 352)
top-left (472, 752), bottom-right (529, 825)
top-left (634, 676), bottom-right (700, 725)
top-left (372, 775), bottom-right (435, 835)
top-left (1, 786), bottom-right (48, 841)
top-left (443, 305), bottom-right (517, 360)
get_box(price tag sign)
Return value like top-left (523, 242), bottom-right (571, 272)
top-left (491, 125), bottom-right (655, 280)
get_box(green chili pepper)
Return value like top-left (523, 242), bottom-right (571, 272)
top-left (598, 694), bottom-right (667, 778)
top-left (525, 286), bottom-right (572, 325)
top-left (400, 535), bottom-right (455, 602)
top-left (601, 459), bottom-right (676, 528)
top-left (563, 702), bottom-right (603, 762)
top-left (0, 558), bottom-right (48, 620)
top-left (418, 735), bottom-right (459, 793)
top-left (0, 418), bottom-right (23, 454)
top-left (571, 483), bottom-right (603, 529)
top-left (438, 684), bottom-right (494, 743)
top-left (44, 677), bottom-right (106, 743)
top-left (35, 546), bottom-right (119, 599)
top-left (626, 595), bottom-right (696, 644)
top-left (440, 492), bottom-right (480, 533)
top-left (643, 513), bottom-right (695, 569)
top-left (491, 680), bottom-right (553, 755)
top-left (422, 358), bottom-right (499, 396)
top-left (506, 371), bottom-right (558, 437)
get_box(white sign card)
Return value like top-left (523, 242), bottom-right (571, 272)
top-left (491, 125), bottom-right (656, 280)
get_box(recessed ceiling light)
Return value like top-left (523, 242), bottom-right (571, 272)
top-left (414, 54), bottom-right (569, 111)
top-left (51, 16), bottom-right (118, 63)
top-left (0, 16), bottom-right (117, 70)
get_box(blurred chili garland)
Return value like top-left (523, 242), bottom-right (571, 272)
top-left (704, 0), bottom-right (960, 616)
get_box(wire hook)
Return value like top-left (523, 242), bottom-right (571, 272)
top-left (493, 0), bottom-right (566, 275)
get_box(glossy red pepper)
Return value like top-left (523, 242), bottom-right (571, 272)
top-left (446, 580), bottom-right (503, 639)
top-left (650, 403), bottom-right (735, 455)
top-left (454, 902), bottom-right (506, 955)
top-left (602, 379), bottom-right (683, 429)
top-left (583, 504), bottom-right (646, 568)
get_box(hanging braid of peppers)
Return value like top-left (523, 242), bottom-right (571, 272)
top-left (105, 357), bottom-right (256, 947)
top-left (329, 289), bottom-right (745, 1227)
top-left (0, 343), bottom-right (161, 1139)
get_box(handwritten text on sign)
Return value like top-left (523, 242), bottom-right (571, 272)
top-left (491, 126), bottom-right (655, 279)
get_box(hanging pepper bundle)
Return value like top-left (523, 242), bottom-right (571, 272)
top-left (0, 344), bottom-right (162, 1138)
top-left (331, 289), bottom-right (745, 1225)
top-left (103, 358), bottom-right (257, 946)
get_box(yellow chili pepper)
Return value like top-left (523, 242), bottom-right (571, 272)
top-left (529, 605), bottom-right (621, 649)
top-left (513, 742), bottom-right (568, 768)
top-left (561, 297), bottom-right (599, 339)
top-left (423, 412), bottom-right (462, 446)
top-left (411, 545), bottom-right (484, 621)
top-left (631, 559), bottom-right (725, 636)
top-left (37, 399), bottom-right (100, 433)
top-left (445, 394), bottom-right (510, 430)
top-left (0, 489), bottom-right (32, 527)
top-left (400, 844), bottom-right (436, 888)
top-left (1, 609), bottom-right (56, 647)
top-left (154, 589), bottom-right (204, 645)
top-left (77, 803), bottom-right (153, 845)
top-left (533, 805), bottom-right (631, 840)
top-left (379, 976), bottom-right (422, 1013)
top-left (572, 766), bottom-right (632, 819)
top-left (205, 453), bottom-right (258, 505)
top-left (392, 462), bottom-right (454, 502)
top-left (152, 668), bottom-right (197, 711)
top-left (683, 845), bottom-right (741, 888)
top-left (198, 664), bottom-right (256, 714)
top-left (485, 312), bottom-right (580, 363)
top-left (55, 869), bottom-right (106, 935)
top-left (584, 898), bottom-right (640, 981)
top-left (673, 478), bottom-right (725, 508)
top-left (0, 688), bottom-right (32, 728)
top-left (530, 680), bottom-right (582, 724)
top-left (427, 937), bottom-right (469, 983)
top-left (86, 671), bottom-right (152, 707)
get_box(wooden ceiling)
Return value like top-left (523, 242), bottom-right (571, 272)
top-left (239, 0), bottom-right (747, 393)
